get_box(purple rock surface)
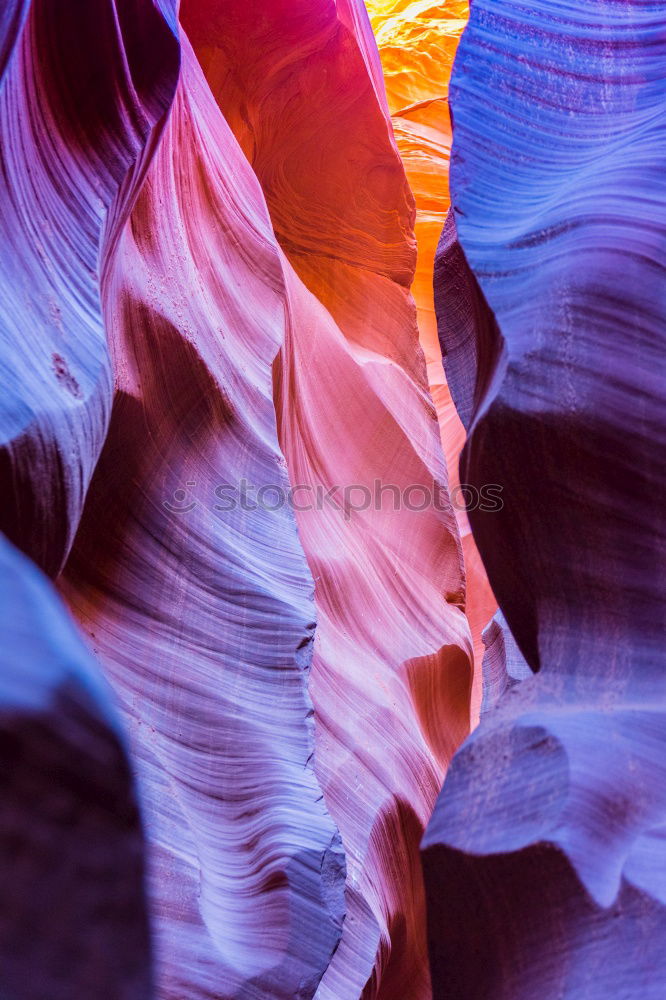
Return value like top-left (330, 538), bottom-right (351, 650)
top-left (0, 534), bottom-right (151, 999)
top-left (426, 1), bottom-right (666, 997)
top-left (479, 610), bottom-right (531, 718)
top-left (0, 0), bottom-right (179, 576)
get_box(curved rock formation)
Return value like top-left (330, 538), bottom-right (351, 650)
top-left (181, 3), bottom-right (473, 997)
top-left (479, 609), bottom-right (531, 718)
top-left (2, 4), bottom-right (479, 998)
top-left (275, 253), bottom-right (471, 1000)
top-left (62, 35), bottom-right (345, 1000)
top-left (425, 2), bottom-right (666, 997)
top-left (366, 1), bottom-right (495, 712)
top-left (0, 0), bottom-right (179, 576)
top-left (0, 533), bottom-right (150, 999)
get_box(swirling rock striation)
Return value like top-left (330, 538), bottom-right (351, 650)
top-left (62, 33), bottom-right (346, 1000)
top-left (182, 2), bottom-right (474, 997)
top-left (0, 0), bottom-right (179, 576)
top-left (0, 534), bottom-right (151, 999)
top-left (2, 3), bottom-right (477, 998)
top-left (426, 2), bottom-right (666, 998)
top-left (0, 0), bottom-right (27, 81)
top-left (366, 1), bottom-right (495, 712)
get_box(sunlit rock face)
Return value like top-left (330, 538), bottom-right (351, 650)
top-left (426, 2), bottom-right (666, 997)
top-left (365, 0), bottom-right (466, 326)
top-left (0, 534), bottom-right (151, 999)
top-left (366, 0), bottom-right (495, 714)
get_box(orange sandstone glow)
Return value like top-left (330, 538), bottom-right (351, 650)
top-left (367, 1), bottom-right (496, 716)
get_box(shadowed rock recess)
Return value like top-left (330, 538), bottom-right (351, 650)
top-left (0, 534), bottom-right (151, 999)
top-left (425, 2), bottom-right (666, 999)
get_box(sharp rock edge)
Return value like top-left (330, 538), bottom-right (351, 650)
top-left (367, 0), bottom-right (496, 720)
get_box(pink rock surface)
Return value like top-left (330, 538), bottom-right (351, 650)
top-left (479, 610), bottom-right (531, 718)
top-left (62, 37), bottom-right (346, 999)
top-left (276, 256), bottom-right (472, 1000)
top-left (182, 3), bottom-right (473, 996)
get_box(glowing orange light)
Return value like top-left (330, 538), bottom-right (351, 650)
top-left (368, 1), bottom-right (496, 719)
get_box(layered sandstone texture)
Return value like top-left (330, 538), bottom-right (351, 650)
top-left (178, 4), bottom-right (473, 995)
top-left (425, 2), bottom-right (666, 998)
top-left (0, 2), bottom-right (473, 999)
top-left (366, 0), bottom-right (495, 709)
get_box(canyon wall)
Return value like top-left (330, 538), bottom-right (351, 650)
top-left (366, 0), bottom-right (495, 715)
top-left (0, 2), bottom-right (475, 998)
top-left (425, 2), bottom-right (666, 997)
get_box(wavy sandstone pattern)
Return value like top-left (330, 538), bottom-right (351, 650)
top-left (62, 35), bottom-right (347, 1000)
top-left (425, 2), bottom-right (666, 998)
top-left (0, 0), bottom-right (179, 576)
top-left (3, 0), bottom-right (476, 996)
top-left (275, 254), bottom-right (471, 1000)
top-left (366, 1), bottom-right (495, 714)
top-left (182, 3), bottom-right (473, 996)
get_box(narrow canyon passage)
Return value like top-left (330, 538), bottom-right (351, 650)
top-left (0, 3), bottom-right (663, 1000)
